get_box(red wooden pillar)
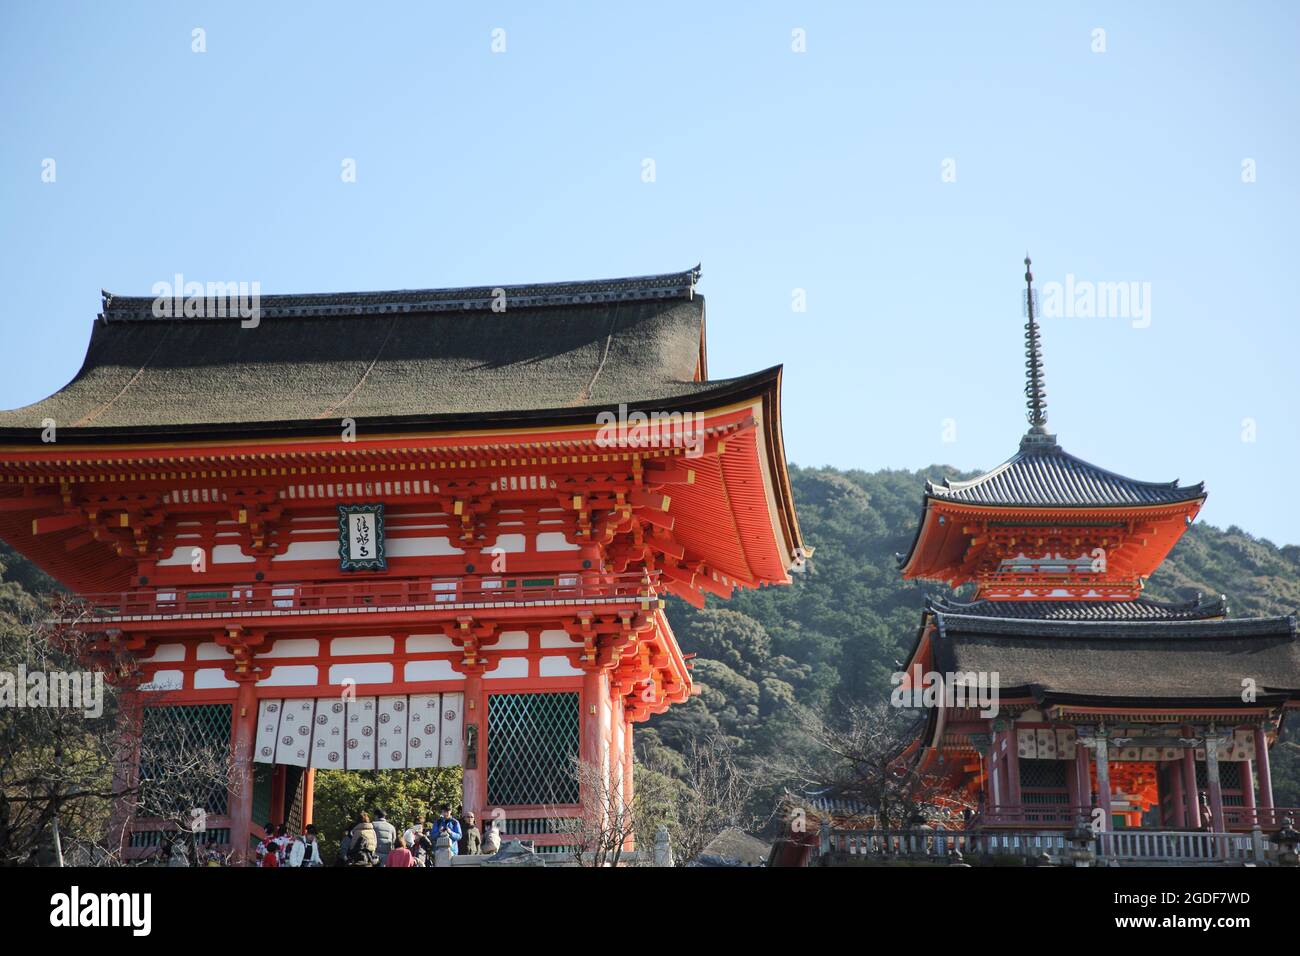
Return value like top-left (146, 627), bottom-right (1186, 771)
top-left (1168, 759), bottom-right (1186, 828)
top-left (462, 672), bottom-right (486, 815)
top-left (1181, 735), bottom-right (1201, 830)
top-left (581, 665), bottom-right (611, 832)
top-left (270, 765), bottom-right (286, 825)
top-left (301, 768), bottom-right (316, 827)
top-left (1240, 758), bottom-right (1255, 824)
top-left (108, 689), bottom-right (143, 859)
top-left (229, 678), bottom-right (258, 863)
top-left (581, 667), bottom-right (610, 773)
top-left (1255, 725), bottom-right (1275, 827)
top-left (1005, 726), bottom-right (1022, 813)
top-left (622, 719), bottom-right (634, 813)
top-left (993, 738), bottom-right (1003, 806)
top-left (1074, 738), bottom-right (1090, 816)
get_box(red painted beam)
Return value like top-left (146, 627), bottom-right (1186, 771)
top-left (633, 507), bottom-right (674, 531)
top-left (0, 494), bottom-right (60, 511)
top-left (32, 512), bottom-right (85, 535)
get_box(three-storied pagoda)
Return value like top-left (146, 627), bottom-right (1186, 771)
top-left (0, 267), bottom-right (805, 860)
top-left (897, 258), bottom-right (1300, 843)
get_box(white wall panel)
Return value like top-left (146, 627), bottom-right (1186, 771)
top-left (345, 696), bottom-right (378, 770)
top-left (376, 695), bottom-right (409, 769)
top-left (275, 699), bottom-right (316, 767)
top-left (254, 699), bottom-right (282, 764)
top-left (406, 694), bottom-right (442, 768)
top-left (311, 698), bottom-right (347, 769)
top-left (439, 693), bottom-right (464, 767)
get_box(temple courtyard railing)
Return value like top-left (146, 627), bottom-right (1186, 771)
top-left (816, 819), bottom-right (1300, 867)
top-left (972, 804), bottom-right (1300, 834)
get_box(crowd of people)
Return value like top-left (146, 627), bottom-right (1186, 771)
top-left (256, 806), bottom-right (501, 867)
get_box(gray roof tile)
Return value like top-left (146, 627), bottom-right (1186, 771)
top-left (926, 593), bottom-right (1228, 621)
top-left (926, 436), bottom-right (1205, 508)
top-left (930, 614), bottom-right (1300, 701)
top-left (0, 268), bottom-right (764, 439)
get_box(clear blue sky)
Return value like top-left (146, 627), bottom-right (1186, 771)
top-left (2, 2), bottom-right (1297, 544)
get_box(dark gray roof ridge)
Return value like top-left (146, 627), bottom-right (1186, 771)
top-left (924, 593), bottom-right (1229, 622)
top-left (932, 612), bottom-right (1295, 640)
top-left (99, 266), bottom-right (702, 322)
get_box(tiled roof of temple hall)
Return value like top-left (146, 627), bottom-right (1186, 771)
top-left (925, 613), bottom-right (1300, 704)
top-left (0, 268), bottom-right (785, 440)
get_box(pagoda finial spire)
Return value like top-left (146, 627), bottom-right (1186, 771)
top-left (1021, 254), bottom-right (1053, 445)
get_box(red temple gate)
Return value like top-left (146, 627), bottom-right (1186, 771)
top-left (0, 268), bottom-right (806, 861)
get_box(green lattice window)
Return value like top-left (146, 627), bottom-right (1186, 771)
top-left (139, 704), bottom-right (232, 818)
top-left (251, 763), bottom-right (272, 827)
top-left (1019, 758), bottom-right (1069, 804)
top-left (284, 765), bottom-right (306, 833)
top-left (1195, 761), bottom-right (1244, 790)
top-left (1196, 761), bottom-right (1246, 805)
top-left (129, 828), bottom-right (231, 848)
top-left (487, 692), bottom-right (580, 806)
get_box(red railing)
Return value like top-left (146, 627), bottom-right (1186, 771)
top-left (973, 805), bottom-right (1092, 828)
top-left (73, 571), bottom-right (660, 620)
top-left (1222, 806), bottom-right (1300, 831)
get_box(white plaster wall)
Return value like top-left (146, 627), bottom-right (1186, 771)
top-left (484, 657), bottom-right (528, 679)
top-left (259, 665), bottom-right (321, 687)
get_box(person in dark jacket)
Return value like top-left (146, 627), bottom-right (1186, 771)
top-left (373, 810), bottom-right (397, 865)
top-left (481, 820), bottom-right (501, 856)
top-left (459, 811), bottom-right (482, 855)
top-left (405, 824), bottom-right (432, 866)
top-left (348, 812), bottom-right (378, 866)
top-left (417, 820), bottom-right (437, 866)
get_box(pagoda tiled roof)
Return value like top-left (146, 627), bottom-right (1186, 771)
top-left (924, 435), bottom-right (1205, 509)
top-left (0, 268), bottom-right (772, 440)
top-left (925, 612), bottom-right (1300, 704)
top-left (925, 593), bottom-right (1228, 622)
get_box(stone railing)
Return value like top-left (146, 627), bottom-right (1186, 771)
top-left (431, 826), bottom-right (675, 867)
top-left (815, 821), bottom-right (1299, 867)
top-left (1097, 829), bottom-right (1263, 864)
top-left (975, 804), bottom-right (1300, 834)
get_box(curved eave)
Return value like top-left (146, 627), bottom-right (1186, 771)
top-left (898, 493), bottom-right (1206, 584)
top-left (898, 614), bottom-right (938, 686)
top-left (651, 374), bottom-right (804, 587)
top-left (1034, 691), bottom-right (1297, 710)
top-left (0, 377), bottom-right (803, 596)
top-left (755, 366), bottom-right (806, 575)
top-left (0, 367), bottom-right (783, 448)
top-left (926, 484), bottom-right (1209, 509)
top-left (897, 494), bottom-right (941, 578)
